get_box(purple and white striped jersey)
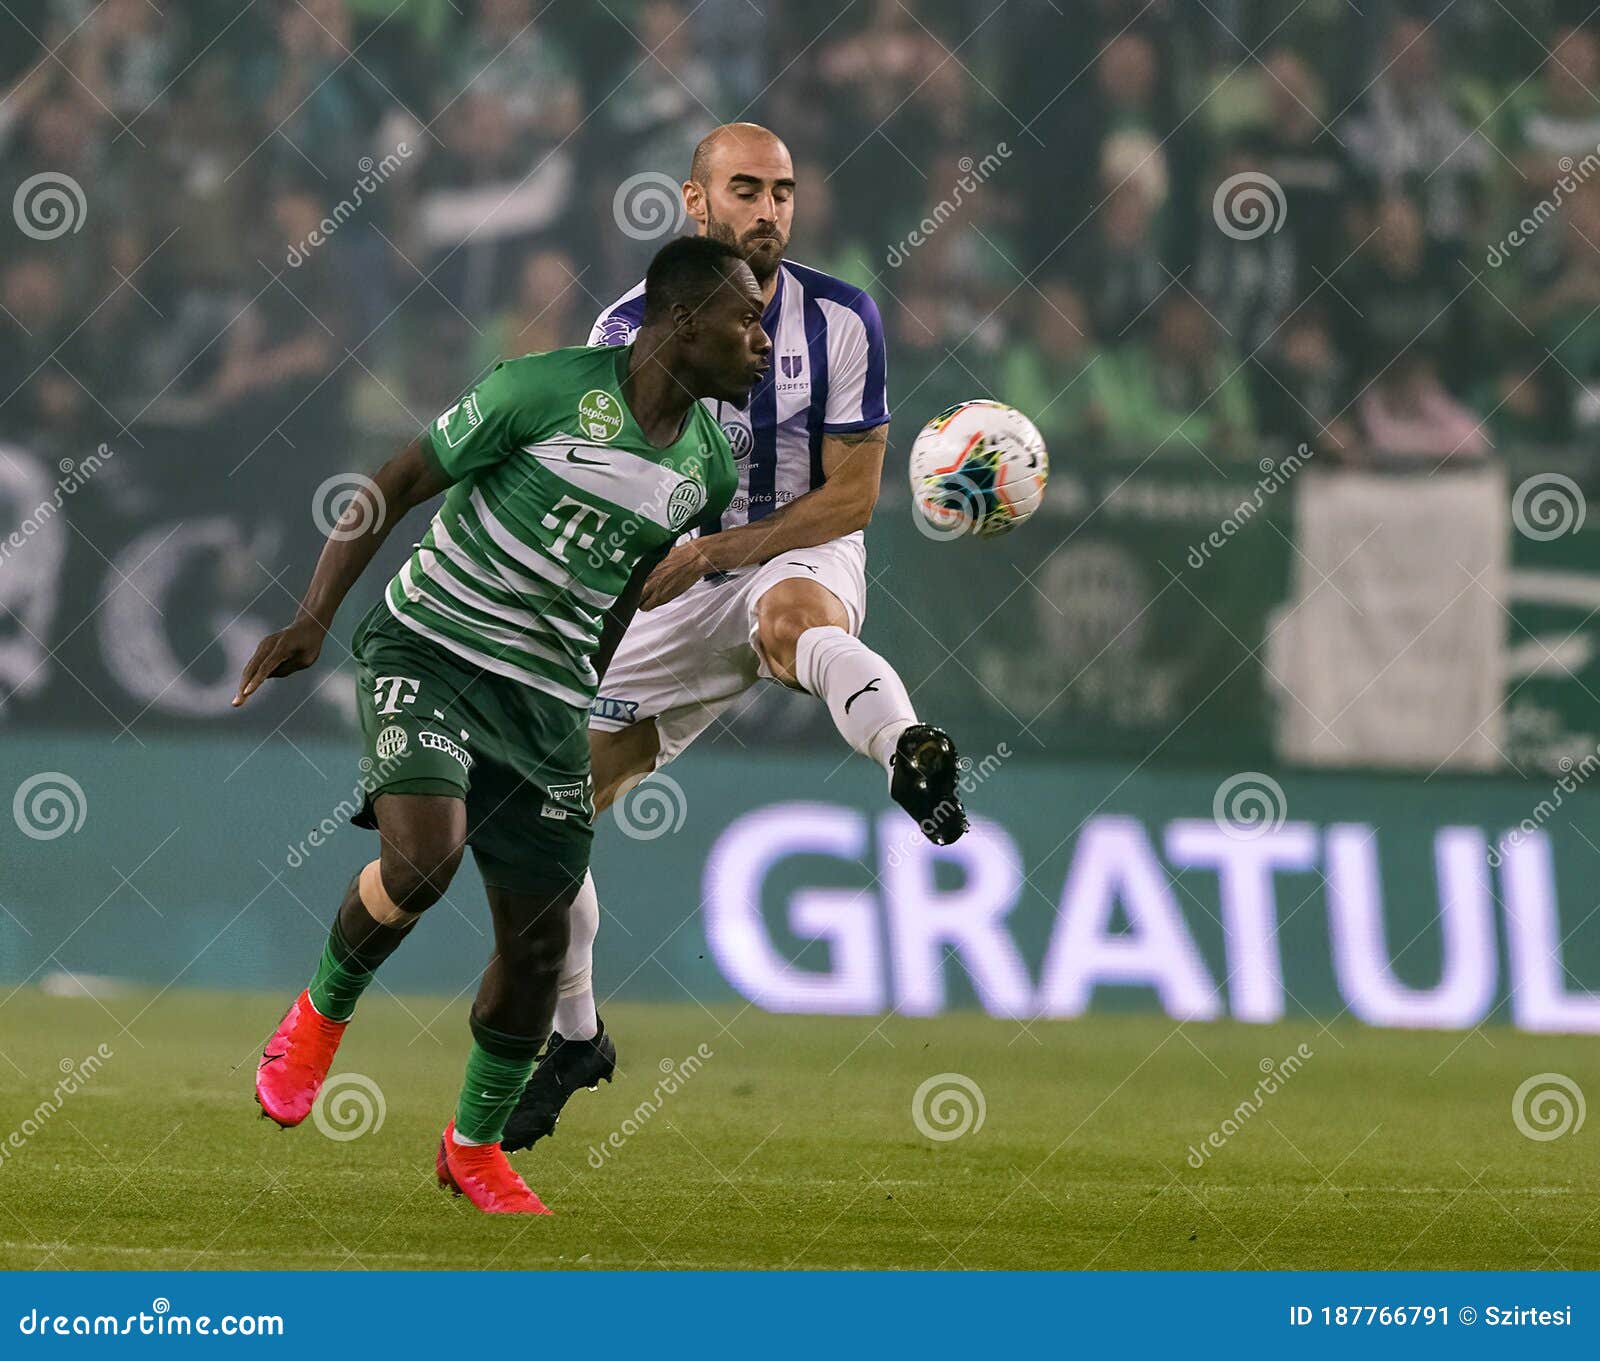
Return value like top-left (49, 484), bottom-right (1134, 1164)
top-left (588, 258), bottom-right (889, 533)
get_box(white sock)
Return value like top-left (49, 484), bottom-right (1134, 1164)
top-left (451, 1128), bottom-right (488, 1146)
top-left (792, 625), bottom-right (917, 771)
top-left (552, 869), bottom-right (600, 1040)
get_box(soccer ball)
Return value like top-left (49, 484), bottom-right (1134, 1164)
top-left (908, 399), bottom-right (1049, 540)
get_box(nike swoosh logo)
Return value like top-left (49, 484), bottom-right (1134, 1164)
top-left (261, 1052), bottom-right (285, 1065)
top-left (565, 448), bottom-right (608, 467)
top-left (844, 678), bottom-right (881, 714)
top-left (787, 561), bottom-right (819, 573)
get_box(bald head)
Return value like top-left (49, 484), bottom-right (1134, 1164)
top-left (690, 122), bottom-right (790, 187)
top-left (684, 123), bottom-right (794, 286)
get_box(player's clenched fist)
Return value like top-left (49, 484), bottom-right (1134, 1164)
top-left (233, 618), bottom-right (326, 706)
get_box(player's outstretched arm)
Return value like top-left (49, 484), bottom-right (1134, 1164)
top-left (646, 424), bottom-right (887, 604)
top-left (640, 424), bottom-right (885, 605)
top-left (232, 438), bottom-right (450, 707)
top-left (715, 424), bottom-right (885, 571)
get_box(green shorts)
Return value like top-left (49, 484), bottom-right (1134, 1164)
top-left (350, 603), bottom-right (594, 893)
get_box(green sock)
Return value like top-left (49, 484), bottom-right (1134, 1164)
top-left (454, 1023), bottom-right (542, 1143)
top-left (306, 918), bottom-right (376, 1022)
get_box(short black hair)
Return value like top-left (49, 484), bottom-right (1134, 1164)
top-left (642, 235), bottom-right (745, 325)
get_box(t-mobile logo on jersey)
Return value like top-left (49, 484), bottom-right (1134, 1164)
top-left (373, 675), bottom-right (420, 716)
top-left (543, 496), bottom-right (623, 565)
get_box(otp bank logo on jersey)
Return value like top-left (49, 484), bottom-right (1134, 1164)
top-left (435, 394), bottom-right (482, 449)
top-left (578, 389), bottom-right (624, 442)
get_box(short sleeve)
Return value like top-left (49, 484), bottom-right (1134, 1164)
top-left (822, 291), bottom-right (890, 433)
top-left (423, 360), bottom-right (532, 483)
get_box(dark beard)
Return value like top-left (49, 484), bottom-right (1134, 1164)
top-left (706, 215), bottom-right (785, 284)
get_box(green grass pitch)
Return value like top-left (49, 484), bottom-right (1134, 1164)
top-left (1, 989), bottom-right (1594, 1270)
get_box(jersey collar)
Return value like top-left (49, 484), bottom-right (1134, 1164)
top-left (763, 264), bottom-right (786, 331)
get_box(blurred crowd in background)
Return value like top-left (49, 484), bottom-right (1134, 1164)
top-left (6, 0), bottom-right (1600, 479)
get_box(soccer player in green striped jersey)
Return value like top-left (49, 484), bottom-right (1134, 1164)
top-left (233, 237), bottom-right (768, 1215)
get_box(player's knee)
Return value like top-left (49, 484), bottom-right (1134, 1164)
top-left (502, 932), bottom-right (567, 982)
top-left (757, 586), bottom-right (850, 688)
top-left (499, 904), bottom-right (571, 978)
top-left (378, 836), bottom-right (464, 912)
top-left (757, 606), bottom-right (823, 685)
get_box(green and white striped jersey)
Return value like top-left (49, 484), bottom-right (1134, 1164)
top-left (388, 345), bottom-right (737, 709)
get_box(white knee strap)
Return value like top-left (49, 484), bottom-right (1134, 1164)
top-left (359, 860), bottom-right (415, 927)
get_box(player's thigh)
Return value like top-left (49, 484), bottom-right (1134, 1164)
top-left (589, 720), bottom-right (662, 815)
top-left (369, 793), bottom-right (468, 907)
top-left (591, 574), bottom-right (759, 776)
top-left (754, 576), bottom-right (851, 685)
top-left (352, 606), bottom-right (477, 905)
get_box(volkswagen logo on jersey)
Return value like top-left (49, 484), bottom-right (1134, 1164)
top-left (720, 417), bottom-right (753, 462)
top-left (667, 480), bottom-right (705, 531)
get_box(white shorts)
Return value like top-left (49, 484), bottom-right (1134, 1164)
top-left (590, 531), bottom-right (867, 765)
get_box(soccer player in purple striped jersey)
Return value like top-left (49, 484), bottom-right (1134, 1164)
top-left (502, 123), bottom-right (968, 1153)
